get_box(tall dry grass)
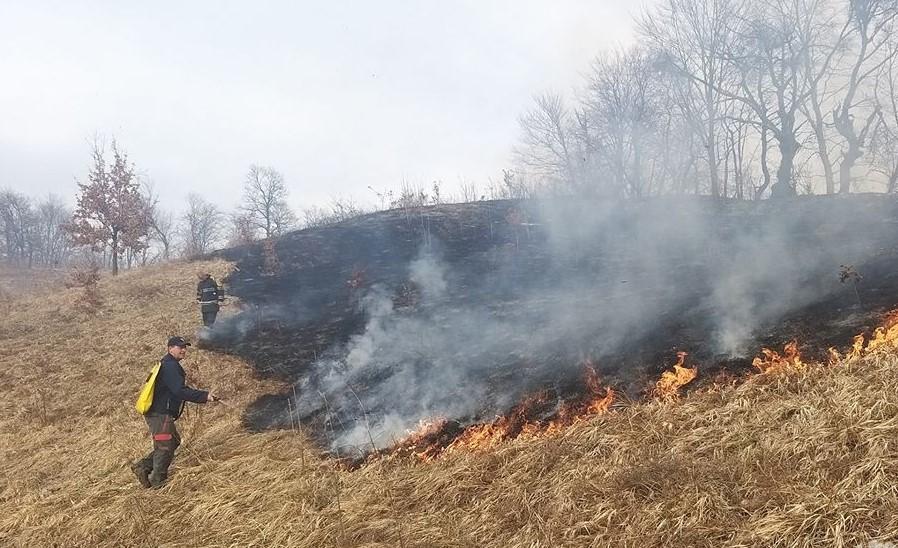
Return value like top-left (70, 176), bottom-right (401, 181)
top-left (1, 259), bottom-right (898, 547)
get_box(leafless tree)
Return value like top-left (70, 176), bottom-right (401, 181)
top-left (831, 0), bottom-right (898, 193)
top-left (639, 0), bottom-right (747, 198)
top-left (32, 195), bottom-right (71, 266)
top-left (0, 190), bottom-right (35, 265)
top-left (870, 34), bottom-right (898, 191)
top-left (180, 194), bottom-right (224, 257)
top-left (652, 71), bottom-right (705, 195)
top-left (797, 0), bottom-right (850, 194)
top-left (637, 0), bottom-right (843, 198)
top-left (722, 105), bottom-right (759, 199)
top-left (582, 49), bottom-right (663, 198)
top-left (0, 191), bottom-right (71, 267)
top-left (242, 164), bottom-right (297, 238)
top-left (514, 92), bottom-right (587, 191)
top-left (141, 181), bottom-right (175, 261)
top-left (719, 0), bottom-right (831, 197)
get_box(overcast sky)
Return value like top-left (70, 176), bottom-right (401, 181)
top-left (0, 1), bottom-right (650, 215)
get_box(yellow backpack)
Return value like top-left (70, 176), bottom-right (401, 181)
top-left (135, 362), bottom-right (162, 414)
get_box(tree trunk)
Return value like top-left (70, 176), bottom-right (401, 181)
top-left (776, 136), bottom-right (796, 189)
top-left (808, 90), bottom-right (835, 194)
top-left (111, 230), bottom-right (119, 276)
top-left (838, 153), bottom-right (855, 194)
top-left (707, 126), bottom-right (720, 198)
top-left (756, 126), bottom-right (772, 199)
top-left (772, 124), bottom-right (799, 199)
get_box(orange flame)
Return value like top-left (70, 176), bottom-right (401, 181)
top-left (399, 363), bottom-right (615, 460)
top-left (752, 340), bottom-right (803, 374)
top-left (395, 418), bottom-right (451, 461)
top-left (543, 367), bottom-right (614, 435)
top-left (863, 313), bottom-right (898, 354)
top-left (445, 391), bottom-right (551, 453)
top-left (828, 310), bottom-right (898, 364)
top-left (400, 308), bottom-right (898, 463)
top-left (848, 334), bottom-right (865, 360)
top-left (653, 351), bottom-right (698, 400)
top-left (826, 346), bottom-right (842, 366)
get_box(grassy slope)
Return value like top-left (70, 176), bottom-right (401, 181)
top-left (2, 260), bottom-right (898, 547)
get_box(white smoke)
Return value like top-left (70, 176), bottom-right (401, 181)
top-left (239, 196), bottom-right (895, 454)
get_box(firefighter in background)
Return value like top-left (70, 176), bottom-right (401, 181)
top-left (196, 272), bottom-right (224, 326)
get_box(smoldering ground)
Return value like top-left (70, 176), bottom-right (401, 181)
top-left (208, 195), bottom-right (898, 454)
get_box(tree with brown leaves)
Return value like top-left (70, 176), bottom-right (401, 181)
top-left (67, 140), bottom-right (149, 275)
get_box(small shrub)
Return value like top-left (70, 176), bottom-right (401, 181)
top-left (66, 257), bottom-right (102, 314)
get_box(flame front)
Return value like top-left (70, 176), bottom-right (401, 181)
top-left (752, 340), bottom-right (803, 374)
top-left (862, 311), bottom-right (898, 354)
top-left (653, 351), bottom-right (698, 400)
top-left (396, 309), bottom-right (898, 464)
top-left (826, 310), bottom-right (898, 364)
top-left (398, 364), bottom-right (614, 461)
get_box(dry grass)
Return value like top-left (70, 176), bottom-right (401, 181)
top-left (2, 260), bottom-right (898, 547)
top-left (0, 264), bottom-right (66, 306)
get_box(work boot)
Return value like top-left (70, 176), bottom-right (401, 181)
top-left (149, 474), bottom-right (167, 489)
top-left (131, 462), bottom-right (151, 488)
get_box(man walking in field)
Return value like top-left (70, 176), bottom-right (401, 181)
top-left (131, 336), bottom-right (217, 488)
top-left (196, 272), bottom-right (224, 326)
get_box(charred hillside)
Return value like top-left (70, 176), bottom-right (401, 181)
top-left (208, 195), bottom-right (898, 455)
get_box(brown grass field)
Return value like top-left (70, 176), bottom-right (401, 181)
top-left (2, 259), bottom-right (898, 547)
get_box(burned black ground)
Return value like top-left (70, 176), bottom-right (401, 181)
top-left (205, 195), bottom-right (898, 454)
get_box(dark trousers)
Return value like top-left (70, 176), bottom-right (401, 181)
top-left (201, 303), bottom-right (219, 326)
top-left (134, 413), bottom-right (181, 486)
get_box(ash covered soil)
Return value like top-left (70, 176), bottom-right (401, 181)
top-left (206, 195), bottom-right (898, 454)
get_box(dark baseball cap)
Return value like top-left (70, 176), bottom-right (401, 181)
top-left (167, 336), bottom-right (192, 348)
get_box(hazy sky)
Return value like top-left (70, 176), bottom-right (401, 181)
top-left (0, 1), bottom-right (649, 214)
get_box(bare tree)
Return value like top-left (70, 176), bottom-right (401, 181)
top-left (0, 190), bottom-right (35, 265)
top-left (0, 191), bottom-right (72, 267)
top-left (582, 49), bottom-right (663, 198)
top-left (722, 104), bottom-right (760, 199)
top-left (870, 34), bottom-right (898, 191)
top-left (798, 1), bottom-right (850, 194)
top-left (832, 0), bottom-right (898, 193)
top-left (32, 195), bottom-right (71, 266)
top-left (180, 194), bottom-right (223, 257)
top-left (726, 0), bottom-right (829, 197)
top-left (640, 0), bottom-right (747, 198)
top-left (645, 0), bottom-right (825, 197)
top-left (141, 181), bottom-right (175, 261)
top-left (652, 70), bottom-right (706, 195)
top-left (514, 92), bottom-right (586, 191)
top-left (242, 165), bottom-right (297, 238)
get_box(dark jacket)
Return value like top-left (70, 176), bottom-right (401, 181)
top-left (197, 277), bottom-right (223, 305)
top-left (148, 354), bottom-right (208, 419)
